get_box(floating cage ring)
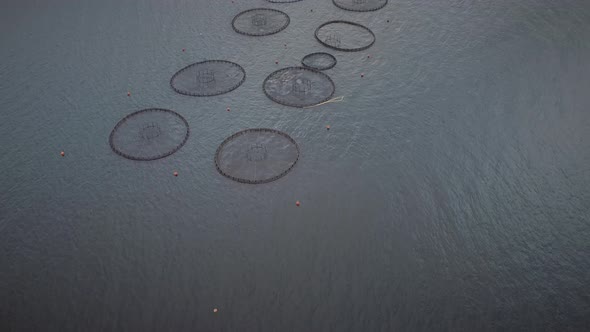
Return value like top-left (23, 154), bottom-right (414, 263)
top-left (262, 66), bottom-right (336, 108)
top-left (314, 20), bottom-right (376, 52)
top-left (333, 0), bottom-right (388, 12)
top-left (109, 108), bottom-right (190, 161)
top-left (215, 128), bottom-right (300, 184)
top-left (265, 0), bottom-right (303, 3)
top-left (170, 60), bottom-right (246, 97)
top-left (232, 8), bottom-right (290, 36)
top-left (301, 52), bottom-right (337, 71)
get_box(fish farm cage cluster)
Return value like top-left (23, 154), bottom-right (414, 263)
top-left (109, 1), bottom-right (386, 183)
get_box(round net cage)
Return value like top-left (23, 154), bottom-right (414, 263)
top-left (333, 0), bottom-right (388, 12)
top-left (315, 21), bottom-right (375, 52)
top-left (263, 67), bottom-right (335, 108)
top-left (301, 52), bottom-right (337, 71)
top-left (170, 60), bottom-right (246, 97)
top-left (232, 8), bottom-right (290, 36)
top-left (215, 128), bottom-right (300, 184)
top-left (109, 108), bottom-right (190, 161)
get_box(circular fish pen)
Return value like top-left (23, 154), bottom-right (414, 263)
top-left (301, 52), bottom-right (337, 71)
top-left (263, 67), bottom-right (335, 108)
top-left (332, 0), bottom-right (388, 12)
top-left (232, 8), bottom-right (290, 36)
top-left (170, 60), bottom-right (245, 97)
top-left (315, 21), bottom-right (375, 52)
top-left (215, 128), bottom-right (300, 184)
top-left (109, 108), bottom-right (190, 161)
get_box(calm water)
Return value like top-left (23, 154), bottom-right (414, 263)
top-left (1, 0), bottom-right (590, 331)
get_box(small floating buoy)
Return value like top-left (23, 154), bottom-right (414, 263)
top-left (296, 201), bottom-right (300, 207)
top-left (227, 107), bottom-right (231, 112)
top-left (387, 20), bottom-right (390, 23)
top-left (275, 61), bottom-right (278, 64)
top-left (127, 91), bottom-right (131, 97)
top-left (367, 55), bottom-right (371, 58)
top-left (326, 125), bottom-right (330, 130)
top-left (361, 74), bottom-right (364, 78)
top-left (182, 48), bottom-right (185, 52)
top-left (173, 171), bottom-right (178, 177)
top-left (60, 151), bottom-right (65, 157)
top-left (213, 308), bottom-right (218, 313)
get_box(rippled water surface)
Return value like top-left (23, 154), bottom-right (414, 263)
top-left (1, 0), bottom-right (590, 331)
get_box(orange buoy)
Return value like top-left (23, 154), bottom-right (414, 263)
top-left (213, 308), bottom-right (218, 313)
top-left (326, 125), bottom-right (330, 130)
top-left (296, 201), bottom-right (300, 207)
top-left (173, 171), bottom-right (178, 177)
top-left (60, 151), bottom-right (65, 157)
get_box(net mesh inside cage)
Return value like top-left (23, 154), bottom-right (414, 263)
top-left (109, 108), bottom-right (190, 161)
top-left (333, 0), bottom-right (388, 12)
top-left (315, 21), bottom-right (375, 52)
top-left (215, 128), bottom-right (300, 184)
top-left (301, 52), bottom-right (337, 71)
top-left (263, 67), bottom-right (335, 108)
top-left (232, 8), bottom-right (290, 36)
top-left (170, 60), bottom-right (246, 97)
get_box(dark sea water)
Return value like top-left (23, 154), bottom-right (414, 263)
top-left (1, 0), bottom-right (590, 331)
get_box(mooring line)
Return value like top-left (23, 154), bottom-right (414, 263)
top-left (304, 96), bottom-right (344, 109)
